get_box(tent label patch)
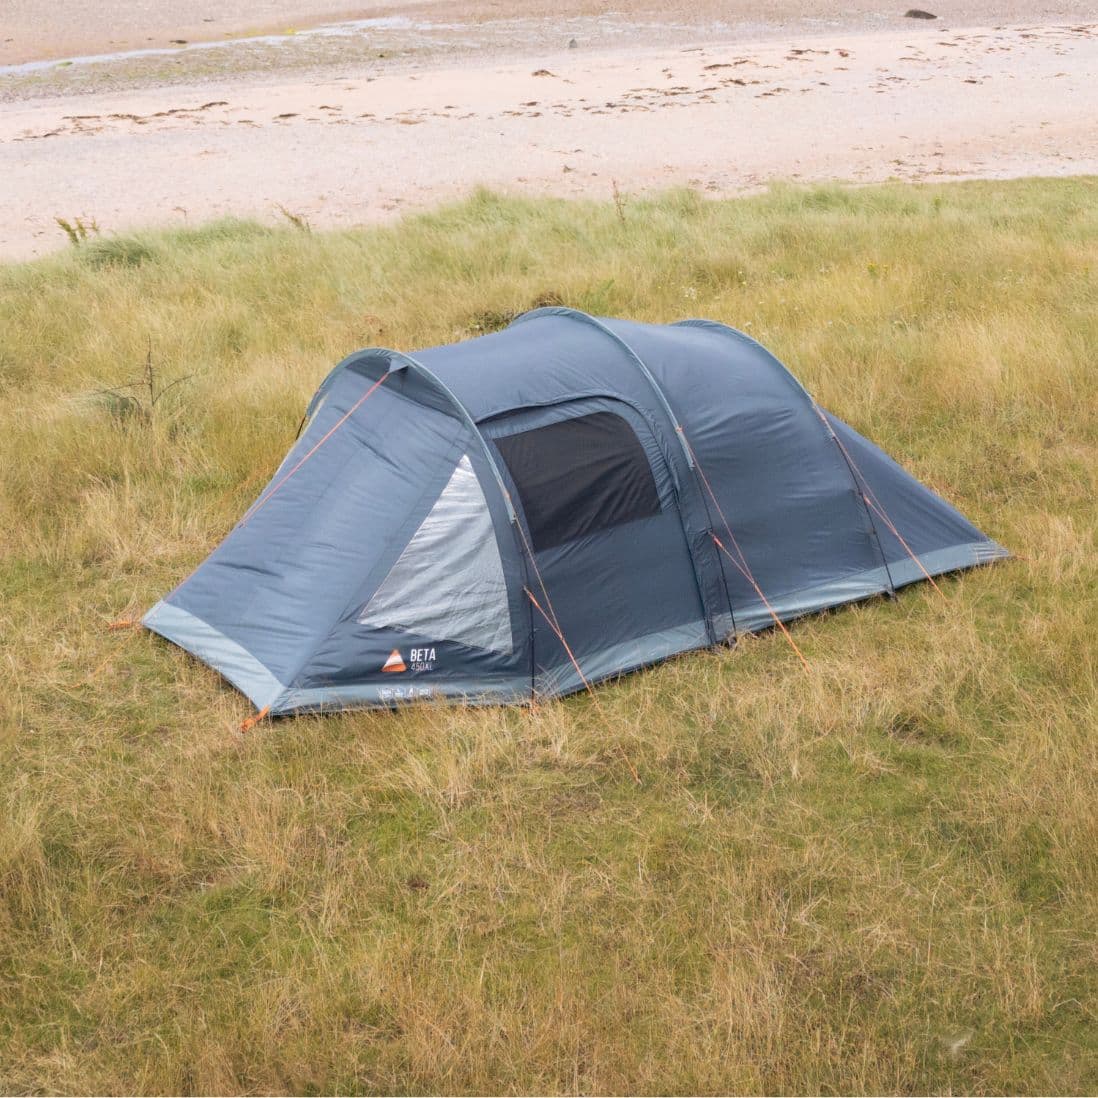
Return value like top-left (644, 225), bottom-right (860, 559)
top-left (380, 647), bottom-right (435, 674)
top-left (381, 649), bottom-right (407, 673)
top-left (379, 685), bottom-right (433, 702)
top-left (409, 647), bottom-right (436, 672)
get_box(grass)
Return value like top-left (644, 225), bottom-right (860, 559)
top-left (0, 178), bottom-right (1095, 1094)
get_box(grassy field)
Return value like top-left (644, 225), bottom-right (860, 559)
top-left (0, 178), bottom-right (1095, 1095)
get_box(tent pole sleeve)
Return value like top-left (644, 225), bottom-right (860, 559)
top-left (511, 307), bottom-right (737, 643)
top-left (389, 352), bottom-right (517, 522)
top-left (511, 307), bottom-right (694, 471)
top-left (811, 407), bottom-right (897, 595)
top-left (389, 350), bottom-right (537, 697)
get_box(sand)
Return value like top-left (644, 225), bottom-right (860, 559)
top-left (4, 1), bottom-right (1097, 66)
top-left (2, 5), bottom-right (1096, 260)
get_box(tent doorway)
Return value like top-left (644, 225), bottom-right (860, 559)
top-left (485, 398), bottom-right (709, 694)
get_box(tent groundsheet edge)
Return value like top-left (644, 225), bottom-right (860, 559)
top-left (142, 600), bottom-right (288, 711)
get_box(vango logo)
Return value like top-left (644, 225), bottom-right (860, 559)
top-left (381, 649), bottom-right (407, 673)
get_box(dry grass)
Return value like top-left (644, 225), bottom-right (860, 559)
top-left (0, 178), bottom-right (1095, 1094)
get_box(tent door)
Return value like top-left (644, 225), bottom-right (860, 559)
top-left (484, 399), bottom-right (709, 694)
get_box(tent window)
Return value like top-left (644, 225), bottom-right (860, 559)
top-left (357, 455), bottom-right (512, 654)
top-left (495, 411), bottom-right (661, 552)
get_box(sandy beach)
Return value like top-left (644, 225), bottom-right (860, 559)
top-left (2, 3), bottom-right (1096, 259)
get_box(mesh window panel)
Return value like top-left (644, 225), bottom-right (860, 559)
top-left (495, 411), bottom-right (661, 552)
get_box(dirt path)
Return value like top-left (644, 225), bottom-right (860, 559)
top-left (2, 19), bottom-right (1095, 260)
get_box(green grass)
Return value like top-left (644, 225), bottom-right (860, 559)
top-left (0, 179), bottom-right (1095, 1094)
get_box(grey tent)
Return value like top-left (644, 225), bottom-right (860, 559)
top-left (143, 309), bottom-right (1007, 716)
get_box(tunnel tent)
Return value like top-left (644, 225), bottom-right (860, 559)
top-left (142, 309), bottom-right (1008, 716)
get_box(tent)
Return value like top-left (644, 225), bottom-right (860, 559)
top-left (143, 309), bottom-right (1007, 717)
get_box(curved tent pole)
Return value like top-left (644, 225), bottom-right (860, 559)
top-left (675, 318), bottom-right (898, 597)
top-left (386, 350), bottom-right (545, 695)
top-left (256, 344), bottom-right (542, 698)
top-left (287, 346), bottom-right (515, 520)
top-left (386, 350), bottom-right (517, 521)
top-left (301, 347), bottom-right (387, 422)
top-left (510, 307), bottom-right (695, 472)
top-left (511, 306), bottom-right (737, 643)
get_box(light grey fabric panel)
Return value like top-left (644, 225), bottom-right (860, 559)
top-left (271, 675), bottom-right (531, 714)
top-left (882, 541), bottom-right (1008, 589)
top-left (534, 619), bottom-right (710, 697)
top-left (142, 600), bottom-right (287, 709)
top-left (729, 567), bottom-right (892, 634)
top-left (357, 455), bottom-right (512, 654)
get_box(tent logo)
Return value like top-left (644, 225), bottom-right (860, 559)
top-left (381, 649), bottom-right (407, 674)
top-left (409, 646), bottom-right (436, 672)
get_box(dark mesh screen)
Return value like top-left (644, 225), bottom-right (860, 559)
top-left (494, 411), bottom-right (661, 551)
